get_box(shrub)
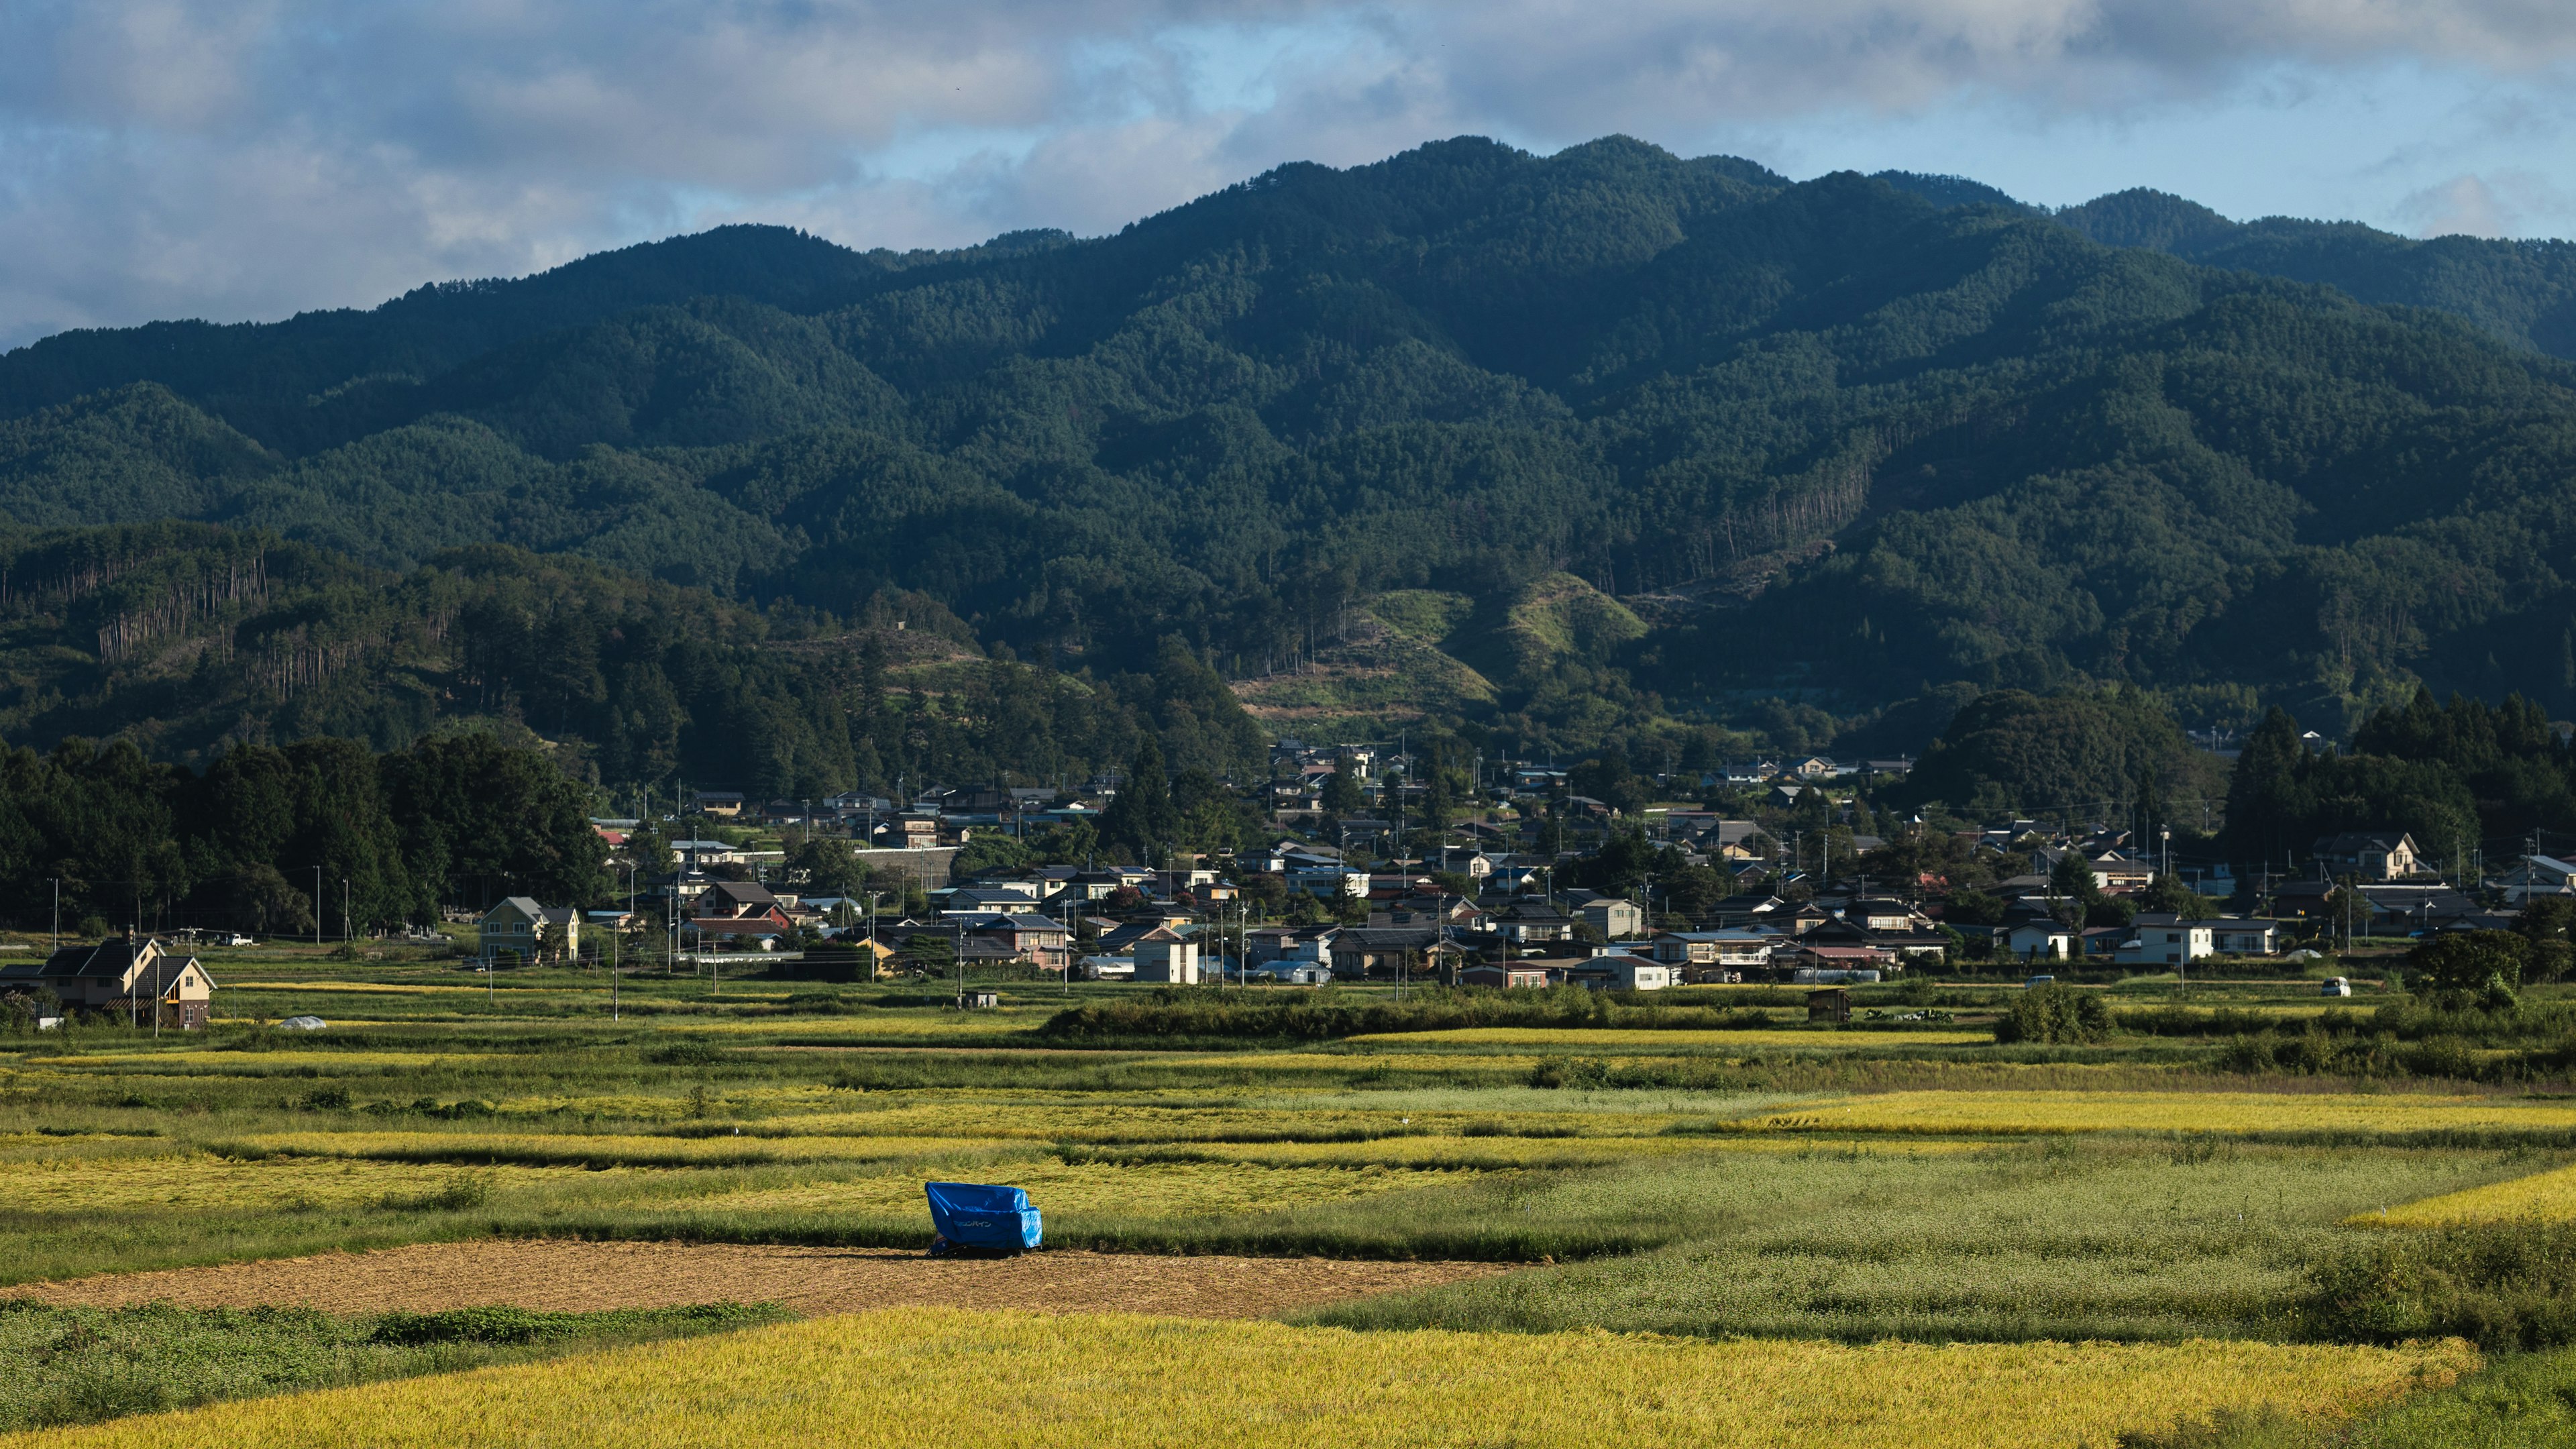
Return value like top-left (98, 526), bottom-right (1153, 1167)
top-left (1992, 984), bottom-right (2111, 1044)
top-left (2300, 1222), bottom-right (2576, 1350)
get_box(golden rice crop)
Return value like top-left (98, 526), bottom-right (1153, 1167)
top-left (0, 1152), bottom-right (598, 1212)
top-left (2358, 1160), bottom-right (2576, 1226)
top-left (646, 1159), bottom-right (1460, 1220)
top-left (675, 1014), bottom-right (1051, 1036)
top-left (1080, 1133), bottom-right (1984, 1170)
top-left (1166, 1050), bottom-right (1546, 1073)
top-left (0, 1307), bottom-right (2473, 1449)
top-left (1735, 1090), bottom-right (2576, 1136)
top-left (239, 1131), bottom-right (1024, 1168)
top-left (25, 1051), bottom-right (505, 1074)
top-left (492, 1084), bottom-right (847, 1120)
top-left (1342, 1027), bottom-right (1989, 1049)
top-left (773, 1102), bottom-right (1640, 1143)
top-left (223, 981), bottom-right (542, 996)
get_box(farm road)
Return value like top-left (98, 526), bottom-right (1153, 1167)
top-left (19, 1240), bottom-right (1507, 1320)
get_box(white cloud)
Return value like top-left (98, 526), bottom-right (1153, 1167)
top-left (2392, 169), bottom-right (2573, 238)
top-left (1, 0), bottom-right (2574, 348)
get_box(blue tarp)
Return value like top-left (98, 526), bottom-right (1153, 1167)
top-left (924, 1181), bottom-right (1042, 1252)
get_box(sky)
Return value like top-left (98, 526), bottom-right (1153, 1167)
top-left (2, 1), bottom-right (2574, 350)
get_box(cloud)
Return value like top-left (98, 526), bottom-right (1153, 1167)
top-left (2392, 170), bottom-right (2573, 239)
top-left (2, 0), bottom-right (2575, 347)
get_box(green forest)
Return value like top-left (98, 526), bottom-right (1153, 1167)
top-left (5, 135), bottom-right (2576, 769)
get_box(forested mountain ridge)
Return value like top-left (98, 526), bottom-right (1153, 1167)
top-left (5, 134), bottom-right (2576, 763)
top-left (0, 521), bottom-right (1265, 796)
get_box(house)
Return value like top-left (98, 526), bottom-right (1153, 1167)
top-left (687, 881), bottom-right (796, 947)
top-left (1603, 957), bottom-right (1671, 991)
top-left (1332, 928), bottom-right (1464, 981)
top-left (2312, 832), bottom-right (2424, 881)
top-left (1648, 929), bottom-right (1779, 981)
top-left (1458, 963), bottom-right (1553, 989)
top-left (2005, 920), bottom-right (2078, 961)
top-left (692, 790), bottom-right (745, 816)
top-left (2088, 853), bottom-right (2155, 894)
top-left (1786, 944), bottom-right (1892, 979)
top-left (1132, 928), bottom-right (1201, 984)
top-left (1563, 893), bottom-right (1646, 940)
top-left (1847, 898), bottom-right (1937, 934)
top-left (942, 885), bottom-right (1044, 914)
top-left (2116, 914), bottom-right (2279, 966)
top-left (1799, 916), bottom-right (1942, 963)
top-left (0, 936), bottom-right (214, 1028)
top-left (670, 839), bottom-right (745, 867)
top-left (480, 898), bottom-right (581, 963)
top-left (1497, 900), bottom-right (1574, 944)
top-left (956, 912), bottom-right (1073, 971)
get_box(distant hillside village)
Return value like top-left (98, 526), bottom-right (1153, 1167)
top-left (453, 735), bottom-right (2559, 1000)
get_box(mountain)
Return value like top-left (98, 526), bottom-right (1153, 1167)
top-left (2053, 189), bottom-right (2576, 360)
top-left (5, 133), bottom-right (2576, 769)
top-left (0, 521), bottom-right (1263, 795)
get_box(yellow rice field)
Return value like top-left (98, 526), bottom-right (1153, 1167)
top-left (776, 1102), bottom-right (1653, 1142)
top-left (0, 1307), bottom-right (2475, 1449)
top-left (223, 981), bottom-right (550, 996)
top-left (2359, 1160), bottom-right (2576, 1226)
top-left (240, 1131), bottom-right (1027, 1167)
top-left (677, 1014), bottom-right (1052, 1036)
top-left (1344, 1026), bottom-right (1990, 1049)
top-left (0, 1152), bottom-right (600, 1212)
top-left (649, 1159), bottom-right (1460, 1219)
top-left (25, 1051), bottom-right (506, 1073)
top-left (1086, 1133), bottom-right (1987, 1169)
top-left (1735, 1089), bottom-right (2576, 1136)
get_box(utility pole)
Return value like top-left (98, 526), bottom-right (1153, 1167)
top-left (313, 867), bottom-right (322, 948)
top-left (343, 878), bottom-right (351, 947)
top-left (49, 879), bottom-right (59, 955)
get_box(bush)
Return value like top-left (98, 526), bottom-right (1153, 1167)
top-left (1992, 983), bottom-right (2112, 1044)
top-left (2301, 1222), bottom-right (2576, 1350)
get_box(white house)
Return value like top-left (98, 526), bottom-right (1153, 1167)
top-left (1604, 958), bottom-right (1671, 991)
top-left (1132, 929), bottom-right (1201, 985)
top-left (2006, 920), bottom-right (2078, 961)
top-left (2115, 914), bottom-right (2279, 967)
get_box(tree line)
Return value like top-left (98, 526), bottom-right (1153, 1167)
top-left (0, 733), bottom-right (605, 939)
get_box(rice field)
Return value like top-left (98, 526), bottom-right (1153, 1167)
top-left (0, 1152), bottom-right (602, 1212)
top-left (9, 963), bottom-right (2575, 1440)
top-left (1734, 1090), bottom-right (2576, 1136)
top-left (23, 1051), bottom-right (508, 1075)
top-left (237, 1131), bottom-right (1023, 1168)
top-left (1344, 1026), bottom-right (1990, 1049)
top-left (646, 1159), bottom-right (1461, 1220)
top-left (1075, 1133), bottom-right (1984, 1170)
top-left (0, 1307), bottom-right (2475, 1449)
top-left (2360, 1161), bottom-right (2576, 1226)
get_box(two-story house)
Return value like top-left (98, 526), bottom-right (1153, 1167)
top-left (2312, 833), bottom-right (2424, 881)
top-left (0, 935), bottom-right (215, 1028)
top-left (480, 897), bottom-right (581, 963)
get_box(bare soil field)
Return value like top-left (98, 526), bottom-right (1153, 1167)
top-left (20, 1240), bottom-right (1508, 1320)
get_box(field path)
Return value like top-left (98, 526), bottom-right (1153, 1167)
top-left (17, 1240), bottom-right (1506, 1320)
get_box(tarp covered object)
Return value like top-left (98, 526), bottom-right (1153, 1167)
top-left (924, 1181), bottom-right (1042, 1253)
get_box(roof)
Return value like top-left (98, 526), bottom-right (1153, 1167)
top-left (2314, 831), bottom-right (2416, 853)
top-left (696, 880), bottom-right (778, 907)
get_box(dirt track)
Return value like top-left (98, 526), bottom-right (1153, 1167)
top-left (21, 1240), bottom-right (1508, 1320)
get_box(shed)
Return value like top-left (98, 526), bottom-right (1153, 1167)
top-left (1807, 988), bottom-right (1851, 1024)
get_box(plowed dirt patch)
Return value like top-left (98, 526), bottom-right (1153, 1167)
top-left (20, 1240), bottom-right (1507, 1320)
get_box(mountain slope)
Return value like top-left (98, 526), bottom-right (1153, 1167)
top-left (5, 135), bottom-right (2576, 757)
